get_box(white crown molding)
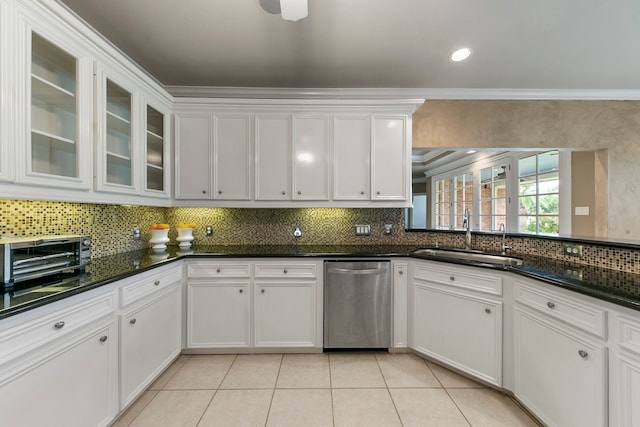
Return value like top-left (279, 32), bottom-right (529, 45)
top-left (166, 86), bottom-right (640, 101)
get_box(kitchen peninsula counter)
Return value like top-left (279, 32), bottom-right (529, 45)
top-left (1, 245), bottom-right (639, 320)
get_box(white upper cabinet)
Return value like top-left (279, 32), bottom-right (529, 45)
top-left (255, 114), bottom-right (291, 200)
top-left (15, 6), bottom-right (93, 189)
top-left (213, 114), bottom-right (252, 200)
top-left (333, 115), bottom-right (370, 200)
top-left (95, 66), bottom-right (137, 193)
top-left (0, 0), bottom-right (13, 183)
top-left (292, 115), bottom-right (329, 200)
top-left (174, 114), bottom-right (212, 199)
top-left (173, 99), bottom-right (421, 207)
top-left (372, 116), bottom-right (408, 200)
top-left (142, 100), bottom-right (170, 197)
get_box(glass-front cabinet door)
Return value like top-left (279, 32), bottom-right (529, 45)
top-left (16, 10), bottom-right (93, 189)
top-left (143, 101), bottom-right (170, 196)
top-left (95, 64), bottom-right (138, 194)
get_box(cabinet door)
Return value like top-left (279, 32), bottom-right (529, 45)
top-left (371, 116), bottom-right (407, 200)
top-left (120, 284), bottom-right (181, 408)
top-left (142, 100), bottom-right (170, 196)
top-left (187, 282), bottom-right (250, 348)
top-left (333, 116), bottom-right (370, 200)
top-left (95, 64), bottom-right (138, 193)
top-left (0, 0), bottom-right (12, 183)
top-left (174, 114), bottom-right (212, 199)
top-left (18, 21), bottom-right (93, 189)
top-left (254, 281), bottom-right (317, 347)
top-left (292, 115), bottom-right (329, 200)
top-left (255, 114), bottom-right (291, 200)
top-left (514, 307), bottom-right (607, 427)
top-left (0, 320), bottom-right (117, 427)
top-left (213, 114), bottom-right (251, 200)
top-left (618, 351), bottom-right (640, 427)
top-left (413, 281), bottom-right (502, 386)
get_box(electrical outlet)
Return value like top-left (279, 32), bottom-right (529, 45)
top-left (132, 226), bottom-right (141, 240)
top-left (205, 225), bottom-right (214, 236)
top-left (355, 225), bottom-right (371, 236)
top-left (562, 243), bottom-right (583, 258)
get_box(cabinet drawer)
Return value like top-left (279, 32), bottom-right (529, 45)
top-left (187, 262), bottom-right (251, 278)
top-left (514, 281), bottom-right (607, 339)
top-left (120, 265), bottom-right (182, 307)
top-left (255, 263), bottom-right (317, 278)
top-left (413, 262), bottom-right (502, 296)
top-left (0, 292), bottom-right (115, 363)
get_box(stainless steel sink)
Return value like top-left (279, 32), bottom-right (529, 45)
top-left (411, 248), bottom-right (523, 266)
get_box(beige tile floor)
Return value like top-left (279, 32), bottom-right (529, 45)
top-left (112, 353), bottom-right (541, 427)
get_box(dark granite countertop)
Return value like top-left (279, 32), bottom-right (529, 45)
top-left (1, 244), bottom-right (639, 320)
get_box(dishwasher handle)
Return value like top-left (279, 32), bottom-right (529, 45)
top-left (327, 267), bottom-right (387, 275)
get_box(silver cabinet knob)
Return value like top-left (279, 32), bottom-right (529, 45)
top-left (216, 268), bottom-right (221, 273)
top-left (449, 276), bottom-right (455, 281)
top-left (547, 302), bottom-right (556, 309)
top-left (485, 308), bottom-right (492, 314)
top-left (377, 191), bottom-right (381, 195)
top-left (281, 191), bottom-right (286, 195)
top-left (218, 190), bottom-right (222, 194)
top-left (261, 289), bottom-right (265, 294)
top-left (578, 350), bottom-right (589, 358)
top-left (297, 191), bottom-right (301, 195)
top-left (54, 321), bottom-right (65, 329)
top-left (283, 269), bottom-right (288, 274)
top-left (99, 336), bottom-right (108, 343)
top-left (239, 289), bottom-right (243, 294)
top-left (202, 190), bottom-right (206, 194)
top-left (130, 318), bottom-right (137, 325)
top-left (360, 191), bottom-right (365, 195)
top-left (399, 270), bottom-right (404, 275)
top-left (154, 280), bottom-right (160, 286)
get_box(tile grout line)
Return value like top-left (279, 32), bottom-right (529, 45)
top-left (420, 356), bottom-right (473, 427)
top-left (263, 353), bottom-right (284, 427)
top-left (193, 353), bottom-right (239, 426)
top-left (328, 353), bottom-right (336, 427)
top-left (375, 352), bottom-right (405, 427)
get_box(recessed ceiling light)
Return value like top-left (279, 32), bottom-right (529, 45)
top-left (451, 48), bottom-right (472, 62)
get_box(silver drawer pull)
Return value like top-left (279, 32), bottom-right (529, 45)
top-left (547, 301), bottom-right (556, 309)
top-left (99, 336), bottom-right (108, 343)
top-left (399, 270), bottom-right (404, 275)
top-left (485, 308), bottom-right (491, 314)
top-left (130, 319), bottom-right (137, 325)
top-left (216, 268), bottom-right (221, 273)
top-left (154, 280), bottom-right (160, 286)
top-left (449, 276), bottom-right (455, 281)
top-left (578, 350), bottom-right (589, 359)
top-left (54, 321), bottom-right (65, 329)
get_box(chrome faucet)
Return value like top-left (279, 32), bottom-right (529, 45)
top-left (499, 223), bottom-right (511, 255)
top-left (463, 208), bottom-right (472, 250)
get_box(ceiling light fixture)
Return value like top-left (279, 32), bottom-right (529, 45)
top-left (450, 47), bottom-right (472, 62)
top-left (257, 0), bottom-right (308, 21)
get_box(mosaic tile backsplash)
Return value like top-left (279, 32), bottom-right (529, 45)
top-left (1, 199), bottom-right (639, 273)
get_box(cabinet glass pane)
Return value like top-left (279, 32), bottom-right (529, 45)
top-left (106, 80), bottom-right (131, 186)
top-left (31, 33), bottom-right (77, 178)
top-left (146, 105), bottom-right (164, 191)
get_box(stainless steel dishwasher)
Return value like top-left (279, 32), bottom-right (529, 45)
top-left (324, 260), bottom-right (391, 349)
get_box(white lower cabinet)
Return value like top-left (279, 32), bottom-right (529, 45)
top-left (413, 281), bottom-right (502, 386)
top-left (615, 313), bottom-right (640, 427)
top-left (254, 281), bottom-right (316, 347)
top-left (0, 297), bottom-right (118, 427)
top-left (187, 281), bottom-right (251, 348)
top-left (514, 307), bottom-right (607, 427)
top-left (185, 259), bottom-right (322, 350)
top-left (411, 260), bottom-right (503, 386)
top-left (120, 282), bottom-right (182, 408)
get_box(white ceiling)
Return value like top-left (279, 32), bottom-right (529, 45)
top-left (57, 0), bottom-right (640, 91)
